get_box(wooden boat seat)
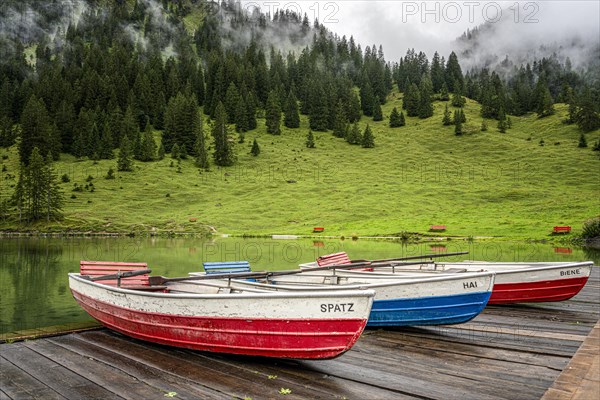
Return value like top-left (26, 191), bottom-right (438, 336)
top-left (203, 261), bottom-right (255, 281)
top-left (80, 261), bottom-right (150, 287)
top-left (317, 252), bottom-right (374, 271)
top-left (204, 261), bottom-right (251, 274)
top-left (444, 268), bottom-right (468, 273)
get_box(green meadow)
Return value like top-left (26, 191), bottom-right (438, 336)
top-left (1, 94), bottom-right (598, 239)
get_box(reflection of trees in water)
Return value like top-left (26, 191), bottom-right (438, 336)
top-left (582, 246), bottom-right (600, 266)
top-left (0, 238), bottom-right (64, 333)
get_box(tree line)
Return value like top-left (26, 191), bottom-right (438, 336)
top-left (0, 0), bottom-right (599, 222)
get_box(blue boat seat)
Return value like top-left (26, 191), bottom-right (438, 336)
top-left (203, 261), bottom-right (255, 281)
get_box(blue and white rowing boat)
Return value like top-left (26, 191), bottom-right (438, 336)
top-left (189, 266), bottom-right (495, 327)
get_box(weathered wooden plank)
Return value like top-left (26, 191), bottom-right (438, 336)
top-left (48, 333), bottom-right (229, 400)
top-left (337, 340), bottom-right (553, 399)
top-left (542, 320), bottom-right (600, 400)
top-left (0, 356), bottom-right (66, 400)
top-left (1, 343), bottom-right (121, 399)
top-left (74, 330), bottom-right (357, 400)
top-left (22, 339), bottom-right (170, 400)
top-left (173, 347), bottom-right (417, 400)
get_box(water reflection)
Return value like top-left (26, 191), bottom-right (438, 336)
top-left (0, 236), bottom-right (598, 334)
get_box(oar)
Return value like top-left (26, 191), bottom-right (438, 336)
top-left (81, 268), bottom-right (152, 281)
top-left (352, 251), bottom-right (469, 264)
top-left (146, 260), bottom-right (432, 286)
top-left (80, 268), bottom-right (153, 287)
top-left (147, 261), bottom-right (373, 285)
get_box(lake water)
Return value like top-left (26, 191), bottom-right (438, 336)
top-left (1, 237), bottom-right (598, 335)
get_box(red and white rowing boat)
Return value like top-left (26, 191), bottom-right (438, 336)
top-left (69, 263), bottom-right (375, 359)
top-left (302, 253), bottom-right (594, 305)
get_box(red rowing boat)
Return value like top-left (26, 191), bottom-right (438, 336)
top-left (305, 253), bottom-right (594, 305)
top-left (69, 265), bottom-right (375, 359)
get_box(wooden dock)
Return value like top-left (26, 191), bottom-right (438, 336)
top-left (2, 268), bottom-right (598, 400)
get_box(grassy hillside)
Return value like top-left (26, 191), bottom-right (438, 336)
top-left (1, 93), bottom-right (598, 239)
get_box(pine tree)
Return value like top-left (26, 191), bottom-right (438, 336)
top-left (389, 107), bottom-right (402, 127)
top-left (265, 90), bottom-right (281, 135)
top-left (308, 80), bottom-right (329, 131)
top-left (404, 83), bottom-right (421, 117)
top-left (445, 52), bottom-right (464, 92)
top-left (418, 76), bottom-right (434, 119)
top-left (451, 88), bottom-right (466, 108)
top-left (347, 123), bottom-right (362, 144)
top-left (440, 82), bottom-right (449, 101)
top-left (537, 87), bottom-right (555, 117)
top-left (212, 102), bottom-right (235, 166)
top-left (332, 101), bottom-right (348, 138)
top-left (372, 101), bottom-right (383, 121)
top-left (399, 111), bottom-right (406, 126)
top-left (26, 148), bottom-right (47, 221)
top-left (347, 91), bottom-right (362, 123)
top-left (14, 147), bottom-right (64, 222)
top-left (578, 133), bottom-right (588, 148)
top-left (497, 112), bottom-right (508, 133)
top-left (481, 120), bottom-right (488, 132)
top-left (99, 121), bottom-right (114, 159)
top-left (460, 109), bottom-right (466, 123)
top-left (250, 138), bottom-right (260, 156)
top-left (224, 83), bottom-right (240, 124)
top-left (158, 142), bottom-right (165, 159)
top-left (306, 130), bottom-right (315, 148)
top-left (454, 110), bottom-right (463, 135)
top-left (235, 96), bottom-right (250, 133)
top-left (138, 120), bottom-right (157, 161)
top-left (284, 89), bottom-right (300, 128)
top-left (575, 88), bottom-right (600, 132)
top-left (117, 134), bottom-right (134, 171)
top-left (360, 81), bottom-right (375, 116)
top-left (193, 109), bottom-right (209, 169)
top-left (361, 124), bottom-right (375, 148)
top-left (19, 95), bottom-right (54, 165)
top-left (442, 104), bottom-right (452, 126)
top-left (171, 143), bottom-right (181, 159)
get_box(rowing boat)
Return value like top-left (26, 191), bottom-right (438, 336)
top-left (189, 269), bottom-right (495, 327)
top-left (68, 266), bottom-right (375, 359)
top-left (301, 252), bottom-right (594, 304)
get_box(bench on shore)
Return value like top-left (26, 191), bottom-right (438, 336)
top-left (313, 227), bottom-right (324, 233)
top-left (429, 225), bottom-right (447, 232)
top-left (80, 261), bottom-right (160, 290)
top-left (553, 226), bottom-right (571, 234)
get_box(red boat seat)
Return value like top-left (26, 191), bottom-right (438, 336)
top-left (317, 252), bottom-right (351, 266)
top-left (316, 252), bottom-right (374, 271)
top-left (80, 261), bottom-right (150, 287)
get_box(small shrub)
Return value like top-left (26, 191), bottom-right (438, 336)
top-left (86, 175), bottom-right (94, 182)
top-left (1, 165), bottom-right (6, 172)
top-left (70, 194), bottom-right (76, 199)
top-left (105, 168), bottom-right (115, 179)
top-left (61, 174), bottom-right (70, 183)
top-left (166, 193), bottom-right (170, 197)
top-left (582, 217), bottom-right (600, 240)
top-left (1, 154), bottom-right (8, 160)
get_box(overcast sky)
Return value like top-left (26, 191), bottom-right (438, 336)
top-left (242, 1), bottom-right (600, 61)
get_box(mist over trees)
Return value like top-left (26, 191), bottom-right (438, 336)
top-left (0, 0), bottom-right (598, 167)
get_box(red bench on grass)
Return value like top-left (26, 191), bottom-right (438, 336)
top-left (553, 226), bottom-right (571, 234)
top-left (429, 225), bottom-right (446, 232)
top-left (313, 227), bottom-right (324, 233)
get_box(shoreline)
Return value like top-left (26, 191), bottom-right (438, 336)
top-left (0, 229), bottom-right (589, 245)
